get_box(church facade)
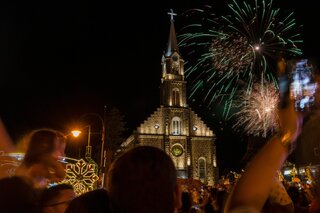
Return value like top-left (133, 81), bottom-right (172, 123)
top-left (121, 12), bottom-right (218, 185)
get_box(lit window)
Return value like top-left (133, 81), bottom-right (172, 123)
top-left (199, 158), bottom-right (206, 180)
top-left (172, 117), bottom-right (181, 135)
top-left (172, 88), bottom-right (180, 106)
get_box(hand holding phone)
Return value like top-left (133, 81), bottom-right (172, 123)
top-left (277, 55), bottom-right (290, 109)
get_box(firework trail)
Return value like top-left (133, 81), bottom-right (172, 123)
top-left (178, 0), bottom-right (303, 118)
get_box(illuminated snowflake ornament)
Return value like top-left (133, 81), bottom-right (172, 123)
top-left (63, 159), bottom-right (99, 196)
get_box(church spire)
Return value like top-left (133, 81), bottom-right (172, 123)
top-left (165, 9), bottom-right (179, 57)
top-left (160, 9), bottom-right (186, 107)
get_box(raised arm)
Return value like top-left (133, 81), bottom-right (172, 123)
top-left (224, 97), bottom-right (302, 212)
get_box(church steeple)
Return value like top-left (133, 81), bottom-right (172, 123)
top-left (165, 9), bottom-right (179, 57)
top-left (160, 9), bottom-right (187, 108)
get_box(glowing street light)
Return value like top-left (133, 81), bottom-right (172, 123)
top-left (70, 107), bottom-right (107, 188)
top-left (71, 125), bottom-right (93, 160)
top-left (71, 130), bottom-right (81, 138)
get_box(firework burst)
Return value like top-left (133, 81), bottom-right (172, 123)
top-left (178, 0), bottom-right (303, 118)
top-left (232, 82), bottom-right (279, 137)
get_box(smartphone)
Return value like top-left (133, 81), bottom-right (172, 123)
top-left (288, 59), bottom-right (317, 111)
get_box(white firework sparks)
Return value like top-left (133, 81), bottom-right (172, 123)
top-left (232, 82), bottom-right (279, 137)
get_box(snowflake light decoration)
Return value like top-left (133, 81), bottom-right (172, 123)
top-left (63, 159), bottom-right (99, 196)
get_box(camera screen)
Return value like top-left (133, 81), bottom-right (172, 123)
top-left (289, 59), bottom-right (317, 111)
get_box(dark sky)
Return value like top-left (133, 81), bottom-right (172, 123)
top-left (0, 0), bottom-right (319, 172)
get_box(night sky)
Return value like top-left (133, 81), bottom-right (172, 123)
top-left (0, 0), bottom-right (319, 172)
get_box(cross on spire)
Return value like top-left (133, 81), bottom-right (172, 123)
top-left (168, 9), bottom-right (177, 21)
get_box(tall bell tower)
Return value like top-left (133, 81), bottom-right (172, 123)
top-left (160, 9), bottom-right (187, 108)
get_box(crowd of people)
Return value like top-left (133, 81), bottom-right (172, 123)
top-left (0, 60), bottom-right (320, 212)
top-left (0, 103), bottom-right (319, 213)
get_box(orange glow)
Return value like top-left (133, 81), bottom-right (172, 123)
top-left (71, 130), bottom-right (81, 138)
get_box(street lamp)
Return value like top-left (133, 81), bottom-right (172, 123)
top-left (71, 106), bottom-right (107, 188)
top-left (81, 113), bottom-right (105, 169)
top-left (71, 125), bottom-right (93, 160)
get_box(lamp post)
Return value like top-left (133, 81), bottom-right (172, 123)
top-left (71, 125), bottom-right (92, 160)
top-left (71, 106), bottom-right (107, 188)
top-left (85, 125), bottom-right (92, 159)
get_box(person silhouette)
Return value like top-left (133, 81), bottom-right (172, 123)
top-left (15, 128), bottom-right (67, 189)
top-left (106, 145), bottom-right (182, 213)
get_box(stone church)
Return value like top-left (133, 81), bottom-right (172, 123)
top-left (121, 12), bottom-right (218, 185)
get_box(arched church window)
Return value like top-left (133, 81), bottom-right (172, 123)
top-left (172, 88), bottom-right (180, 106)
top-left (198, 157), bottom-right (206, 181)
top-left (172, 116), bottom-right (181, 135)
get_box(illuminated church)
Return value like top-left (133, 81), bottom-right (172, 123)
top-left (122, 11), bottom-right (218, 185)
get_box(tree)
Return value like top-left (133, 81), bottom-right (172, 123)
top-left (104, 107), bottom-right (127, 166)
